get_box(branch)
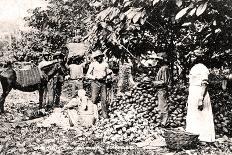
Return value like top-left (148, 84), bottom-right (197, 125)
top-left (146, 20), bottom-right (166, 33)
top-left (118, 43), bottom-right (137, 60)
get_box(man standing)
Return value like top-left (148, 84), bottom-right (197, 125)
top-left (86, 50), bottom-right (111, 118)
top-left (52, 51), bottom-right (66, 107)
top-left (67, 56), bottom-right (86, 98)
top-left (152, 52), bottom-right (170, 127)
top-left (117, 59), bottom-right (135, 95)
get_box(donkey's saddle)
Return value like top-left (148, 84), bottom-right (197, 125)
top-left (15, 67), bottom-right (41, 87)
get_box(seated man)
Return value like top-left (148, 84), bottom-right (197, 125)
top-left (65, 89), bottom-right (98, 127)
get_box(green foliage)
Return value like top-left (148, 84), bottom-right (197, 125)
top-left (11, 30), bottom-right (43, 62)
top-left (13, 0), bottom-right (94, 62)
top-left (0, 40), bottom-right (8, 51)
top-left (12, 0), bottom-right (232, 81)
top-left (85, 0), bottom-right (232, 82)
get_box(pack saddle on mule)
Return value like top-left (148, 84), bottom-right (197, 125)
top-left (0, 61), bottom-right (67, 113)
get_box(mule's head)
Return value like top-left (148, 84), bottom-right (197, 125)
top-left (40, 61), bottom-right (67, 81)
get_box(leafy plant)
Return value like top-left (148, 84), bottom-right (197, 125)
top-left (11, 0), bottom-right (232, 82)
top-left (85, 0), bottom-right (232, 83)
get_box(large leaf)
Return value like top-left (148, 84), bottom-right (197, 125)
top-left (100, 22), bottom-right (107, 28)
top-left (96, 7), bottom-right (112, 21)
top-left (126, 25), bottom-right (136, 31)
top-left (175, 7), bottom-right (189, 20)
top-left (109, 7), bottom-right (120, 21)
top-left (196, 2), bottom-right (207, 16)
top-left (83, 17), bottom-right (91, 23)
top-left (112, 0), bottom-right (117, 4)
top-left (124, 1), bottom-right (132, 7)
top-left (141, 10), bottom-right (146, 18)
top-left (92, 1), bottom-right (102, 8)
top-left (127, 10), bottom-right (137, 20)
top-left (126, 8), bottom-right (142, 20)
top-left (176, 0), bottom-right (182, 7)
top-left (188, 7), bottom-right (196, 16)
top-left (182, 22), bottom-right (191, 26)
top-left (132, 12), bottom-right (142, 23)
top-left (119, 13), bottom-right (126, 21)
top-left (215, 28), bottom-right (221, 33)
top-left (96, 9), bottom-right (106, 20)
top-left (213, 20), bottom-right (217, 26)
top-left (153, 0), bottom-right (159, 6)
top-left (109, 33), bottom-right (118, 44)
top-left (140, 17), bottom-right (147, 25)
top-left (124, 8), bottom-right (133, 16)
top-left (102, 7), bottom-right (114, 21)
top-left (107, 25), bottom-right (113, 32)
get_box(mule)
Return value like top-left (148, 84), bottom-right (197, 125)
top-left (0, 61), bottom-right (67, 113)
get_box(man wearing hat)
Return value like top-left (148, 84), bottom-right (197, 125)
top-left (52, 51), bottom-right (67, 107)
top-left (86, 50), bottom-right (112, 118)
top-left (152, 52), bottom-right (170, 127)
top-left (53, 51), bottom-right (66, 62)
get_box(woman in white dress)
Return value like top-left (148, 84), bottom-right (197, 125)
top-left (186, 51), bottom-right (215, 142)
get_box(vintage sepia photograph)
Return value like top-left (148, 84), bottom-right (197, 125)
top-left (0, 0), bottom-right (232, 154)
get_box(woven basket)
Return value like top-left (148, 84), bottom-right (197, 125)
top-left (163, 129), bottom-right (199, 151)
top-left (15, 67), bottom-right (41, 87)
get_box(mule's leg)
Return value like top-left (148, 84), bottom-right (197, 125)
top-left (43, 87), bottom-right (48, 106)
top-left (38, 88), bottom-right (45, 109)
top-left (0, 81), bottom-right (12, 113)
top-left (43, 86), bottom-right (50, 110)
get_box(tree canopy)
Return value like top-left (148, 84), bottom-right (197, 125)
top-left (11, 0), bottom-right (232, 80)
top-left (13, 0), bottom-right (94, 62)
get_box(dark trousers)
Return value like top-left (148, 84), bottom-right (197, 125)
top-left (157, 89), bottom-right (168, 126)
top-left (53, 75), bottom-right (64, 106)
top-left (46, 79), bottom-right (54, 107)
top-left (91, 80), bottom-right (108, 118)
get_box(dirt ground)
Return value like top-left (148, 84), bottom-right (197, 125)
top-left (0, 82), bottom-right (232, 155)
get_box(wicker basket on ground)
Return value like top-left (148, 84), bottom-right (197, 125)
top-left (163, 128), bottom-right (199, 151)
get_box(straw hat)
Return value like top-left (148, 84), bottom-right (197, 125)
top-left (42, 51), bottom-right (50, 56)
top-left (149, 52), bottom-right (167, 61)
top-left (53, 51), bottom-right (65, 59)
top-left (92, 50), bottom-right (104, 59)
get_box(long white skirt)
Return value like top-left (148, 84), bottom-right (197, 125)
top-left (186, 85), bottom-right (215, 142)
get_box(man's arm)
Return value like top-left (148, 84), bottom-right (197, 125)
top-left (153, 80), bottom-right (165, 87)
top-left (65, 65), bottom-right (71, 80)
top-left (198, 80), bottom-right (208, 111)
top-left (153, 66), bottom-right (170, 87)
top-left (86, 63), bottom-right (94, 79)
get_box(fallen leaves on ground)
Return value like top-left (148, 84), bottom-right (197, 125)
top-left (0, 85), bottom-right (232, 154)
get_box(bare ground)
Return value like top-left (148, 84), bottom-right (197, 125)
top-left (0, 83), bottom-right (231, 155)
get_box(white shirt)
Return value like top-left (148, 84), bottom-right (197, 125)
top-left (69, 63), bottom-right (85, 79)
top-left (86, 61), bottom-right (109, 79)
